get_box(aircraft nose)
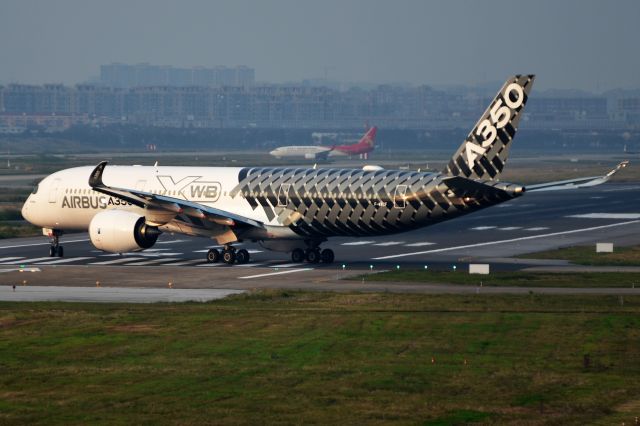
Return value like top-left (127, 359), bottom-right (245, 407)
top-left (21, 197), bottom-right (34, 223)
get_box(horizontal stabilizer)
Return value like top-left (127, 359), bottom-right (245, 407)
top-left (527, 161), bottom-right (629, 192)
top-left (443, 176), bottom-right (524, 199)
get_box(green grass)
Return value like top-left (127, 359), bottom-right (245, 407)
top-left (1, 292), bottom-right (640, 425)
top-left (357, 270), bottom-right (640, 288)
top-left (0, 223), bottom-right (40, 239)
top-left (518, 245), bottom-right (640, 267)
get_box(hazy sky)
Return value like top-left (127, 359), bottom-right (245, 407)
top-left (0, 0), bottom-right (638, 91)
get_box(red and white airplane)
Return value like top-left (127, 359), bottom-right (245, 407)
top-left (270, 127), bottom-right (377, 160)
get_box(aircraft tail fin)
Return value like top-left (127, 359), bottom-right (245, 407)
top-left (358, 126), bottom-right (377, 148)
top-left (443, 75), bottom-right (535, 180)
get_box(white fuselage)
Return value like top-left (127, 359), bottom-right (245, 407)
top-left (269, 146), bottom-right (345, 158)
top-left (22, 165), bottom-right (274, 232)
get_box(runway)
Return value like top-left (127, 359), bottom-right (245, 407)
top-left (1, 182), bottom-right (640, 298)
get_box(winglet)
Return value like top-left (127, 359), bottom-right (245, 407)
top-left (89, 161), bottom-right (108, 188)
top-left (605, 160), bottom-right (629, 178)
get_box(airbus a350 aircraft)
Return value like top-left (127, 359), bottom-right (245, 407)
top-left (21, 75), bottom-right (627, 265)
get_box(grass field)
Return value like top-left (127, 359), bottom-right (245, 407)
top-left (357, 270), bottom-right (640, 288)
top-left (1, 291), bottom-right (639, 425)
top-left (519, 245), bottom-right (640, 267)
top-left (0, 206), bottom-right (40, 239)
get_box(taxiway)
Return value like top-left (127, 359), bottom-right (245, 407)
top-left (1, 183), bottom-right (640, 299)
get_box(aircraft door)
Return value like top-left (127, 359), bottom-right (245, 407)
top-left (394, 185), bottom-right (408, 208)
top-left (277, 184), bottom-right (291, 207)
top-left (135, 180), bottom-right (147, 191)
top-left (48, 178), bottom-right (61, 203)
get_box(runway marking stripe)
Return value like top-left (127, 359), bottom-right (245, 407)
top-left (374, 241), bottom-right (404, 246)
top-left (525, 227), bottom-right (549, 231)
top-left (0, 238), bottom-right (89, 250)
top-left (342, 241), bottom-right (375, 246)
top-left (0, 257), bottom-right (25, 262)
top-left (191, 262), bottom-right (263, 267)
top-left (238, 268), bottom-right (313, 280)
top-left (89, 257), bottom-right (147, 265)
top-left (271, 263), bottom-right (306, 268)
top-left (405, 242), bottom-right (435, 247)
top-left (164, 259), bottom-right (204, 266)
top-left (472, 226), bottom-right (496, 230)
top-left (568, 213), bottom-right (640, 219)
top-left (603, 186), bottom-right (640, 192)
top-left (373, 220), bottom-right (640, 260)
top-left (125, 258), bottom-right (181, 266)
top-left (32, 257), bottom-right (93, 265)
top-left (499, 227), bottom-right (521, 231)
top-left (100, 252), bottom-right (184, 257)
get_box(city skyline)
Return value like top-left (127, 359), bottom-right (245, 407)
top-left (1, 0), bottom-right (639, 92)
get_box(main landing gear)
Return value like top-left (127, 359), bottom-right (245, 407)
top-left (291, 247), bottom-right (334, 264)
top-left (206, 245), bottom-right (250, 265)
top-left (48, 231), bottom-right (64, 257)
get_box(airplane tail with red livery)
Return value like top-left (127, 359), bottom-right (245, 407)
top-left (332, 126), bottom-right (377, 158)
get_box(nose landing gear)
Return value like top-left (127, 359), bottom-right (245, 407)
top-left (48, 231), bottom-right (64, 257)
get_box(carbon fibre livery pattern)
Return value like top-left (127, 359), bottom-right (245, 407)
top-left (444, 75), bottom-right (535, 180)
top-left (230, 168), bottom-right (523, 238)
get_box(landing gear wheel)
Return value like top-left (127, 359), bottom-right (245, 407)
top-left (48, 231), bottom-right (63, 257)
top-left (320, 248), bottom-right (334, 264)
top-left (306, 248), bottom-right (321, 263)
top-left (206, 248), bottom-right (220, 263)
top-left (222, 250), bottom-right (236, 265)
top-left (291, 248), bottom-right (305, 263)
top-left (236, 249), bottom-right (250, 264)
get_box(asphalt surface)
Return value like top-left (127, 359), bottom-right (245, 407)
top-left (0, 285), bottom-right (245, 303)
top-left (1, 182), bottom-right (640, 300)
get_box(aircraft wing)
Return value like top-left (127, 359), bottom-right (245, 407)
top-left (527, 161), bottom-right (629, 192)
top-left (88, 161), bottom-right (264, 228)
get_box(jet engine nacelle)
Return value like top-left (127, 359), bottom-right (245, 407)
top-left (304, 153), bottom-right (317, 159)
top-left (89, 210), bottom-right (161, 253)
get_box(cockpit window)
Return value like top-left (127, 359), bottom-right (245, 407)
top-left (31, 184), bottom-right (39, 194)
